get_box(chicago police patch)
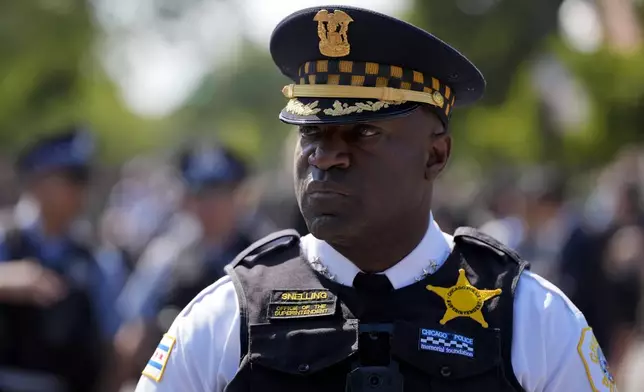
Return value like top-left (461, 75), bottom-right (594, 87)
top-left (577, 327), bottom-right (617, 392)
top-left (418, 328), bottom-right (475, 358)
top-left (142, 334), bottom-right (176, 382)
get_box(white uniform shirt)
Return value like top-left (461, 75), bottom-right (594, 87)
top-left (135, 216), bottom-right (617, 392)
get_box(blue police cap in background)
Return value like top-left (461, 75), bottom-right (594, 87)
top-left (178, 145), bottom-right (248, 193)
top-left (17, 126), bottom-right (95, 178)
top-left (271, 5), bottom-right (485, 126)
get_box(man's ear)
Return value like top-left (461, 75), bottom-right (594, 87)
top-left (425, 133), bottom-right (451, 181)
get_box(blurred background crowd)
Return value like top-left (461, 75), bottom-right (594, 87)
top-left (1, 0), bottom-right (644, 391)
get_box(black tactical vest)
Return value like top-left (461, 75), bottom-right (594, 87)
top-left (224, 227), bottom-right (528, 392)
top-left (0, 228), bottom-right (103, 392)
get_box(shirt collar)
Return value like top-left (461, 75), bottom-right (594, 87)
top-left (300, 212), bottom-right (454, 289)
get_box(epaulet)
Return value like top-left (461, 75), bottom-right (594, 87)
top-left (453, 226), bottom-right (525, 266)
top-left (229, 229), bottom-right (300, 267)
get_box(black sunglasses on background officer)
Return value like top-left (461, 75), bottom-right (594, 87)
top-left (0, 127), bottom-right (110, 392)
top-left (136, 6), bottom-right (616, 392)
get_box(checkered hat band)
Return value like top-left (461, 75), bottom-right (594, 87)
top-left (297, 60), bottom-right (455, 108)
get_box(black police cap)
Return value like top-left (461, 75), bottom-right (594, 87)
top-left (178, 145), bottom-right (248, 193)
top-left (270, 6), bottom-right (485, 126)
top-left (17, 125), bottom-right (95, 178)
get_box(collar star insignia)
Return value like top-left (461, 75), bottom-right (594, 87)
top-left (426, 269), bottom-right (502, 328)
top-left (415, 260), bottom-right (439, 282)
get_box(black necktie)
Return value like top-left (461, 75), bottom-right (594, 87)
top-left (352, 272), bottom-right (394, 294)
top-left (352, 272), bottom-right (394, 322)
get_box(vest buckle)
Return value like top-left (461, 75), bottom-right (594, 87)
top-left (345, 323), bottom-right (404, 392)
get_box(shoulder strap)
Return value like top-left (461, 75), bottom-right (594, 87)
top-left (224, 229), bottom-right (301, 364)
top-left (229, 228), bottom-right (300, 267)
top-left (454, 226), bottom-right (526, 266)
top-left (454, 226), bottom-right (528, 392)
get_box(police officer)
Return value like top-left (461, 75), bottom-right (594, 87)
top-left (115, 144), bottom-right (257, 385)
top-left (136, 6), bottom-right (616, 392)
top-left (0, 127), bottom-right (108, 392)
top-left (160, 144), bottom-right (256, 313)
top-left (117, 144), bottom-right (255, 324)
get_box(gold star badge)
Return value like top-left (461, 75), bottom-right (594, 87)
top-left (427, 269), bottom-right (502, 328)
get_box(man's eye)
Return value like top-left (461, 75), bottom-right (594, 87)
top-left (299, 127), bottom-right (320, 137)
top-left (357, 127), bottom-right (379, 137)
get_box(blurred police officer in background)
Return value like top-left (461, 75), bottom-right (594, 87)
top-left (114, 143), bottom-right (266, 387)
top-left (162, 144), bottom-right (257, 311)
top-left (0, 127), bottom-right (111, 392)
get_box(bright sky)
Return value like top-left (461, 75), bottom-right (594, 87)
top-left (93, 0), bottom-right (412, 118)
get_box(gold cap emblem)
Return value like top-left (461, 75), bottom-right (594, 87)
top-left (432, 91), bottom-right (445, 108)
top-left (313, 9), bottom-right (354, 58)
top-left (426, 269), bottom-right (502, 328)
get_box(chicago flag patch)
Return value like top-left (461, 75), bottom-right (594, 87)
top-left (577, 327), bottom-right (617, 392)
top-left (142, 334), bottom-right (176, 382)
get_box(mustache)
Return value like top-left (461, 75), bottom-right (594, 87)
top-left (309, 166), bottom-right (348, 182)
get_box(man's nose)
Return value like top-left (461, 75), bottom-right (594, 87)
top-left (307, 134), bottom-right (350, 171)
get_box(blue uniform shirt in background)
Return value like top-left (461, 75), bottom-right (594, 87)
top-left (0, 222), bottom-right (122, 339)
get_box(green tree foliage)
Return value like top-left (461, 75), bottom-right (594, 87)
top-left (406, 0), bottom-right (644, 170)
top-left (555, 41), bottom-right (644, 166)
top-left (2, 0), bottom-right (644, 171)
top-left (0, 0), bottom-right (92, 146)
top-left (0, 0), bottom-right (171, 163)
top-left (179, 41), bottom-right (294, 166)
top-left (408, 0), bottom-right (564, 105)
